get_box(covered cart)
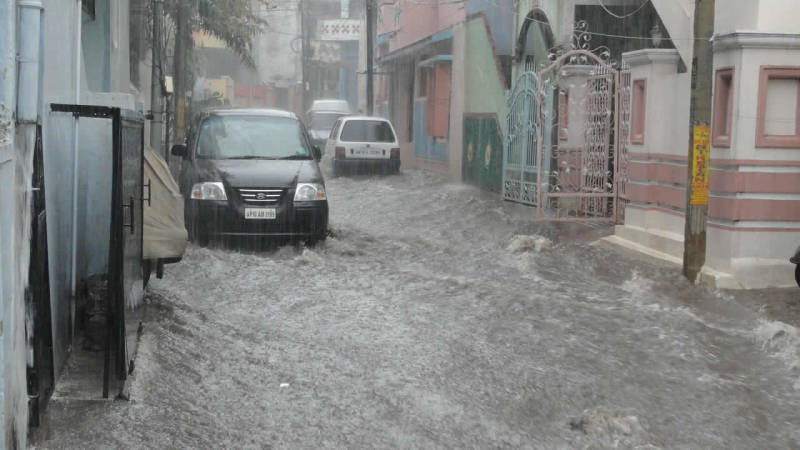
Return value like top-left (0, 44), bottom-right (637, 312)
top-left (143, 145), bottom-right (188, 285)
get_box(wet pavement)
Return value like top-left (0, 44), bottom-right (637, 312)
top-left (32, 168), bottom-right (800, 449)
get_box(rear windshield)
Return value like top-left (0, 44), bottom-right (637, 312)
top-left (309, 113), bottom-right (345, 132)
top-left (339, 120), bottom-right (395, 143)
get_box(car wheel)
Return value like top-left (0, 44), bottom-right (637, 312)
top-left (189, 224), bottom-right (210, 247)
top-left (795, 264), bottom-right (800, 288)
top-left (142, 259), bottom-right (152, 288)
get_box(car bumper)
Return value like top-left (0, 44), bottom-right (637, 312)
top-left (188, 199), bottom-right (328, 239)
top-left (334, 158), bottom-right (400, 169)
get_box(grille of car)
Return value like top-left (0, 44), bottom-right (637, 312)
top-left (237, 188), bottom-right (285, 205)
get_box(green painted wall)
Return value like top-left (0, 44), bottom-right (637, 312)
top-left (463, 116), bottom-right (503, 193)
top-left (464, 18), bottom-right (506, 118)
top-left (462, 17), bottom-right (507, 193)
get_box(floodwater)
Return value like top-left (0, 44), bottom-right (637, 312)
top-left (33, 169), bottom-right (800, 449)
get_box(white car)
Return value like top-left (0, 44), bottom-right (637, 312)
top-left (326, 116), bottom-right (401, 176)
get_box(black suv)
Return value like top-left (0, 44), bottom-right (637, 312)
top-left (171, 109), bottom-right (328, 244)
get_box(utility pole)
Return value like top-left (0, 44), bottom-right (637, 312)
top-left (682, 0), bottom-right (715, 282)
top-left (174, 0), bottom-right (187, 140)
top-left (300, 0), bottom-right (310, 113)
top-left (365, 0), bottom-right (374, 115)
top-left (150, 0), bottom-right (163, 152)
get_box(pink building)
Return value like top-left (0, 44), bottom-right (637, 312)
top-left (608, 0), bottom-right (800, 289)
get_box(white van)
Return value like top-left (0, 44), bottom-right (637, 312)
top-left (306, 99), bottom-right (352, 149)
top-left (326, 116), bottom-right (400, 176)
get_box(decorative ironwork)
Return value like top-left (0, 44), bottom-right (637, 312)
top-left (616, 65), bottom-right (632, 224)
top-left (546, 20), bottom-right (614, 68)
top-left (502, 71), bottom-right (540, 205)
top-left (505, 30), bottom-right (630, 221)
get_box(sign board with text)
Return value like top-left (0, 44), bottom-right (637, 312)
top-left (690, 125), bottom-right (710, 205)
top-left (318, 19), bottom-right (361, 41)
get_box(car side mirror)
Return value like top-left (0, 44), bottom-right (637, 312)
top-left (171, 144), bottom-right (188, 158)
top-left (312, 145), bottom-right (322, 161)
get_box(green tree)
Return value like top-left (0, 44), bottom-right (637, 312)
top-left (165, 0), bottom-right (267, 67)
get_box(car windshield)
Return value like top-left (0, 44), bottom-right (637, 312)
top-left (340, 120), bottom-right (395, 143)
top-left (195, 115), bottom-right (311, 160)
top-left (309, 113), bottom-right (344, 132)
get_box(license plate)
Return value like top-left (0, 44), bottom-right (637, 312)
top-left (245, 208), bottom-right (276, 220)
top-left (354, 148), bottom-right (381, 156)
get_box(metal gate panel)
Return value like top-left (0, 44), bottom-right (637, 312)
top-left (535, 48), bottom-right (624, 221)
top-left (503, 71), bottom-right (539, 205)
top-left (49, 104), bottom-right (144, 398)
top-left (616, 67), bottom-right (632, 224)
top-left (109, 109), bottom-right (145, 391)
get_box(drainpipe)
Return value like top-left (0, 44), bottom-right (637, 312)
top-left (15, 0), bottom-right (43, 446)
top-left (70, 1), bottom-right (81, 301)
top-left (16, 1), bottom-right (42, 123)
top-left (0, 0), bottom-right (16, 443)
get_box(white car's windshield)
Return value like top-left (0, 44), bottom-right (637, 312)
top-left (196, 115), bottom-right (311, 160)
top-left (340, 120), bottom-right (395, 143)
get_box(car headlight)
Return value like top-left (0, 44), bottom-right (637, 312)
top-left (191, 182), bottom-right (227, 201)
top-left (294, 183), bottom-right (327, 201)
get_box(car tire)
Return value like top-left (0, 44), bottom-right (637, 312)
top-left (795, 264), bottom-right (800, 288)
top-left (142, 259), bottom-right (152, 288)
top-left (189, 224), bottom-right (210, 247)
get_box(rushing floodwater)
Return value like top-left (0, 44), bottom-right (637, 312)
top-left (34, 169), bottom-right (800, 449)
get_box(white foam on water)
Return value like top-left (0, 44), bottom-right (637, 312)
top-left (506, 234), bottom-right (553, 253)
top-left (572, 407), bottom-right (659, 449)
top-left (754, 318), bottom-right (800, 389)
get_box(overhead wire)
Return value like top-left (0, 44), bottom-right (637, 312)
top-left (597, 0), bottom-right (651, 19)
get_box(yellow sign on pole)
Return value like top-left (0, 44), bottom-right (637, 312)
top-left (690, 125), bottom-right (710, 205)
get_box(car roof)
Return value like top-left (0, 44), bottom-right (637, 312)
top-left (341, 115), bottom-right (393, 123)
top-left (200, 108), bottom-right (298, 120)
top-left (309, 99), bottom-right (351, 113)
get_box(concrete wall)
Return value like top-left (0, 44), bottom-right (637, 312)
top-left (377, 0), bottom-right (465, 52)
top-left (42, 0), bottom-right (83, 378)
top-left (714, 0), bottom-right (800, 35)
top-left (703, 32), bottom-right (800, 288)
top-left (0, 1), bottom-right (26, 446)
top-left (462, 16), bottom-right (508, 191)
top-left (81, 0), bottom-right (111, 92)
top-left (612, 49), bottom-right (690, 263)
top-left (612, 8), bottom-right (800, 289)
top-left (467, 0), bottom-right (514, 55)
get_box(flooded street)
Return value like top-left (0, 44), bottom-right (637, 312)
top-left (34, 169), bottom-right (800, 449)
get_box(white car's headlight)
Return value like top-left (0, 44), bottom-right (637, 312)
top-left (191, 182), bottom-right (228, 201)
top-left (294, 183), bottom-right (327, 201)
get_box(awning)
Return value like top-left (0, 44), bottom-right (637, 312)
top-left (418, 54), bottom-right (453, 67)
top-left (377, 27), bottom-right (453, 64)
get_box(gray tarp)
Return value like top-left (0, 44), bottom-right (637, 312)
top-left (143, 145), bottom-right (188, 259)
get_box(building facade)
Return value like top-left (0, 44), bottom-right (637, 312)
top-left (611, 0), bottom-right (800, 289)
top-left (1, 0), bottom-right (155, 445)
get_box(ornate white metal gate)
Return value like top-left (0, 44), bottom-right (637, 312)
top-left (503, 22), bottom-right (631, 222)
top-left (502, 71), bottom-right (540, 204)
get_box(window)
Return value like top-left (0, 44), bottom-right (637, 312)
top-left (340, 120), bottom-right (396, 143)
top-left (712, 68), bottom-right (734, 147)
top-left (756, 66), bottom-right (800, 148)
top-left (425, 63), bottom-right (451, 138)
top-left (631, 79), bottom-right (647, 144)
top-left (82, 0), bottom-right (96, 20)
top-left (558, 89), bottom-right (569, 141)
top-left (329, 119), bottom-right (341, 140)
top-left (418, 68), bottom-right (430, 97)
